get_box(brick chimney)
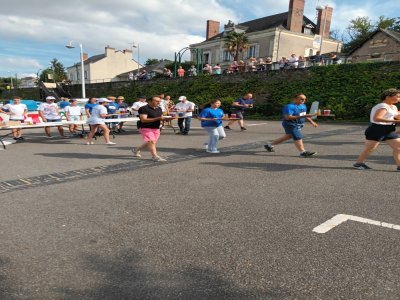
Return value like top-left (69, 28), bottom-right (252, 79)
top-left (316, 6), bottom-right (333, 38)
top-left (82, 53), bottom-right (88, 61)
top-left (287, 0), bottom-right (305, 33)
top-left (206, 20), bottom-right (220, 39)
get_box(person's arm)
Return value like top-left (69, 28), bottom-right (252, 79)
top-left (139, 113), bottom-right (164, 123)
top-left (38, 107), bottom-right (47, 122)
top-left (85, 107), bottom-right (91, 118)
top-left (373, 108), bottom-right (400, 123)
top-left (306, 117), bottom-right (318, 127)
top-left (64, 107), bottom-right (70, 121)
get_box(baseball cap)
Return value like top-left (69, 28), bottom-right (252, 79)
top-left (117, 96), bottom-right (125, 100)
top-left (178, 96), bottom-right (186, 101)
top-left (46, 96), bottom-right (56, 100)
top-left (107, 96), bottom-right (116, 100)
top-left (97, 98), bottom-right (111, 103)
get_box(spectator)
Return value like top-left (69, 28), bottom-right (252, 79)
top-left (188, 65), bottom-right (197, 76)
top-left (224, 93), bottom-right (254, 131)
top-left (116, 96), bottom-right (129, 132)
top-left (174, 96), bottom-right (195, 135)
top-left (86, 98), bottom-right (115, 145)
top-left (131, 96), bottom-right (147, 117)
top-left (238, 60), bottom-right (246, 73)
top-left (248, 57), bottom-right (257, 72)
top-left (213, 63), bottom-right (222, 75)
top-left (0, 96), bottom-right (27, 140)
top-left (163, 68), bottom-right (172, 78)
top-left (138, 70), bottom-right (149, 80)
top-left (312, 51), bottom-right (324, 66)
top-left (132, 96), bottom-right (171, 162)
top-left (177, 66), bottom-right (185, 78)
top-left (279, 57), bottom-right (287, 70)
top-left (330, 53), bottom-right (342, 64)
top-left (58, 97), bottom-right (70, 111)
top-left (264, 93), bottom-right (318, 157)
top-left (106, 96), bottom-right (119, 133)
top-left (257, 58), bottom-right (266, 72)
top-left (298, 56), bottom-right (306, 69)
top-left (288, 53), bottom-right (298, 68)
top-left (353, 88), bottom-right (400, 170)
top-left (203, 64), bottom-right (212, 75)
top-left (38, 96), bottom-right (67, 138)
top-left (64, 99), bottom-right (82, 136)
top-left (230, 61), bottom-right (239, 73)
top-left (198, 98), bottom-right (226, 154)
top-left (265, 57), bottom-right (273, 71)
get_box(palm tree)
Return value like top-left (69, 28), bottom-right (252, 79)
top-left (224, 31), bottom-right (249, 61)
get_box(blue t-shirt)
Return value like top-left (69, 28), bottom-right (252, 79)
top-left (107, 102), bottom-right (119, 114)
top-left (59, 100), bottom-right (70, 109)
top-left (282, 103), bottom-right (307, 126)
top-left (84, 103), bottom-right (98, 114)
top-left (231, 97), bottom-right (254, 111)
top-left (200, 107), bottom-right (224, 127)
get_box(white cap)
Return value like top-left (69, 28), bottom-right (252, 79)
top-left (178, 96), bottom-right (186, 101)
top-left (97, 98), bottom-right (111, 103)
top-left (46, 96), bottom-right (56, 100)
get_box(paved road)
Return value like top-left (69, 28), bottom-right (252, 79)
top-left (0, 120), bottom-right (399, 299)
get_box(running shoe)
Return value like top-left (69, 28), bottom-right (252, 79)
top-left (241, 127), bottom-right (247, 131)
top-left (132, 148), bottom-right (141, 157)
top-left (152, 156), bottom-right (167, 162)
top-left (397, 166), bottom-right (400, 171)
top-left (206, 150), bottom-right (220, 154)
top-left (224, 126), bottom-right (231, 130)
top-left (299, 151), bottom-right (317, 157)
top-left (353, 163), bottom-right (372, 170)
top-left (264, 144), bottom-right (275, 152)
top-left (106, 141), bottom-right (116, 145)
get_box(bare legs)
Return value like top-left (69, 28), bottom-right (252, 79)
top-left (135, 141), bottom-right (158, 157)
top-left (355, 138), bottom-right (400, 167)
top-left (86, 124), bottom-right (111, 143)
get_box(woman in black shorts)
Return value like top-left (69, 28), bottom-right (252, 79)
top-left (354, 88), bottom-right (400, 170)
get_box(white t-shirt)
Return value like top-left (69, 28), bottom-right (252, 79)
top-left (175, 101), bottom-right (195, 117)
top-left (370, 103), bottom-right (398, 125)
top-left (64, 105), bottom-right (82, 116)
top-left (38, 102), bottom-right (60, 120)
top-left (87, 105), bottom-right (107, 125)
top-left (132, 101), bottom-right (148, 116)
top-left (3, 103), bottom-right (27, 120)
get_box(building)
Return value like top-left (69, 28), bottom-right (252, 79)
top-left (190, 0), bottom-right (342, 67)
top-left (348, 28), bottom-right (400, 63)
top-left (19, 77), bottom-right (37, 88)
top-left (66, 46), bottom-right (140, 84)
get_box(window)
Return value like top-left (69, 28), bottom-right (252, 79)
top-left (70, 73), bottom-right (74, 81)
top-left (84, 71), bottom-right (88, 79)
top-left (304, 28), bottom-right (312, 35)
top-left (247, 45), bottom-right (256, 58)
top-left (77, 72), bottom-right (80, 81)
top-left (223, 51), bottom-right (232, 62)
top-left (203, 53), bottom-right (210, 64)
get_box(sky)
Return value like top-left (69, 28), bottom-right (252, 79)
top-left (0, 0), bottom-right (398, 78)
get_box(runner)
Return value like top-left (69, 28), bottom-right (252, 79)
top-left (264, 93), bottom-right (318, 157)
top-left (353, 88), bottom-right (400, 170)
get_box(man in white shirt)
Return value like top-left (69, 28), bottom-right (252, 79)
top-left (131, 96), bottom-right (148, 117)
top-left (174, 96), bottom-right (195, 135)
top-left (38, 96), bottom-right (67, 138)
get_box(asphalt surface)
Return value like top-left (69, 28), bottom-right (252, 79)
top-left (0, 119), bottom-right (399, 299)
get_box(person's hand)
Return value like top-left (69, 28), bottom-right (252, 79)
top-left (312, 122), bottom-right (318, 128)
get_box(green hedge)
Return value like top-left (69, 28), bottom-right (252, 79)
top-left (12, 61), bottom-right (400, 121)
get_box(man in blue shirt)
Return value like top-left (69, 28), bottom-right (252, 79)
top-left (264, 93), bottom-right (318, 157)
top-left (106, 96), bottom-right (119, 132)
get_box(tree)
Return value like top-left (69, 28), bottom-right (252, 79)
top-left (343, 15), bottom-right (400, 53)
top-left (145, 58), bottom-right (162, 66)
top-left (40, 58), bottom-right (67, 82)
top-left (224, 31), bottom-right (249, 61)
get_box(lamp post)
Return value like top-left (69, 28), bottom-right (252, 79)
top-left (316, 4), bottom-right (328, 52)
top-left (49, 62), bottom-right (55, 83)
top-left (8, 71), bottom-right (14, 89)
top-left (131, 42), bottom-right (140, 74)
top-left (65, 41), bottom-right (86, 98)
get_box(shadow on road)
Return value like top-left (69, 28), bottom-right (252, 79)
top-left (53, 250), bottom-right (285, 299)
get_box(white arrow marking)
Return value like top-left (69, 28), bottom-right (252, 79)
top-left (313, 214), bottom-right (400, 234)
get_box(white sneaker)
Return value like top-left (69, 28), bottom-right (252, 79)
top-left (131, 148), bottom-right (141, 157)
top-left (86, 141), bottom-right (94, 145)
top-left (203, 143), bottom-right (208, 150)
top-left (206, 150), bottom-right (220, 154)
top-left (152, 156), bottom-right (167, 162)
top-left (106, 141), bottom-right (116, 145)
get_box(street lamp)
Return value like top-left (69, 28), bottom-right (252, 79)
top-left (316, 4), bottom-right (329, 52)
top-left (65, 40), bottom-right (86, 98)
top-left (49, 62), bottom-right (55, 83)
top-left (131, 42), bottom-right (140, 73)
top-left (8, 71), bottom-right (14, 89)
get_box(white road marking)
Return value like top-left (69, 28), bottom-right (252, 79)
top-left (313, 214), bottom-right (400, 234)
